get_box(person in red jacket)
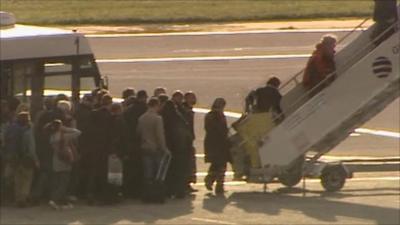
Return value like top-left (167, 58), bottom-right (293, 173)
top-left (302, 34), bottom-right (337, 97)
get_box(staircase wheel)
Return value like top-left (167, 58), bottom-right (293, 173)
top-left (278, 155), bottom-right (305, 187)
top-left (320, 165), bottom-right (347, 192)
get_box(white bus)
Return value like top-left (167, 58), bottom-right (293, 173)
top-left (0, 11), bottom-right (106, 117)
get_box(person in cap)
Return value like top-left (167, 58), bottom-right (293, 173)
top-left (4, 112), bottom-right (39, 207)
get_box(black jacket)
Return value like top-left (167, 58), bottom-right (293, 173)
top-left (255, 85), bottom-right (282, 114)
top-left (161, 101), bottom-right (191, 153)
top-left (373, 0), bottom-right (398, 23)
top-left (204, 111), bottom-right (231, 164)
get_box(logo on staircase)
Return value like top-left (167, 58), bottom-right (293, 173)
top-left (372, 57), bottom-right (392, 78)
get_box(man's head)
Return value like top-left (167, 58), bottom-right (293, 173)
top-left (171, 90), bottom-right (184, 105)
top-left (147, 97), bottom-right (161, 112)
top-left (81, 94), bottom-right (93, 107)
top-left (55, 94), bottom-right (69, 104)
top-left (57, 100), bottom-right (72, 114)
top-left (211, 98), bottom-right (226, 112)
top-left (122, 88), bottom-right (136, 100)
top-left (184, 91), bottom-right (197, 106)
top-left (44, 97), bottom-right (55, 110)
top-left (153, 87), bottom-right (167, 97)
top-left (92, 88), bottom-right (109, 106)
top-left (101, 94), bottom-right (113, 110)
top-left (16, 111), bottom-right (31, 126)
top-left (266, 76), bottom-right (281, 88)
top-left (110, 103), bottom-right (123, 115)
top-left (137, 90), bottom-right (148, 103)
top-left (158, 94), bottom-right (169, 104)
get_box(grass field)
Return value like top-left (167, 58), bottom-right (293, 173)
top-left (1, 0), bottom-right (374, 25)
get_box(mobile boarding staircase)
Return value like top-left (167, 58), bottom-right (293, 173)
top-left (231, 17), bottom-right (400, 192)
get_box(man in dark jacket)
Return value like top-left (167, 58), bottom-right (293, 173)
top-left (204, 98), bottom-right (231, 195)
top-left (121, 90), bottom-right (148, 199)
top-left (372, 0), bottom-right (398, 45)
top-left (182, 91), bottom-right (198, 192)
top-left (86, 94), bottom-right (114, 204)
top-left (161, 91), bottom-right (192, 198)
top-left (254, 77), bottom-right (284, 122)
top-left (73, 94), bottom-right (94, 198)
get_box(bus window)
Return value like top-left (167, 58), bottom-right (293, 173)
top-left (13, 62), bottom-right (34, 102)
top-left (44, 75), bottom-right (72, 93)
top-left (80, 77), bottom-right (96, 95)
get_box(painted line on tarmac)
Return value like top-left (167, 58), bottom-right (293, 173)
top-left (355, 128), bottom-right (400, 139)
top-left (195, 154), bottom-right (400, 161)
top-left (193, 108), bottom-right (400, 139)
top-left (96, 54), bottom-right (310, 63)
top-left (193, 176), bottom-right (400, 187)
top-left (87, 28), bottom-right (365, 38)
top-left (192, 217), bottom-right (237, 225)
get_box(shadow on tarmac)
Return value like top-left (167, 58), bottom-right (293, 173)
top-left (202, 187), bottom-right (400, 224)
top-left (1, 195), bottom-right (195, 225)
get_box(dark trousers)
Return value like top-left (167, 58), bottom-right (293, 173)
top-left (206, 162), bottom-right (227, 186)
top-left (31, 168), bottom-right (53, 201)
top-left (122, 155), bottom-right (143, 198)
top-left (188, 146), bottom-right (197, 184)
top-left (86, 154), bottom-right (108, 202)
top-left (51, 171), bottom-right (70, 205)
top-left (67, 162), bottom-right (80, 197)
top-left (166, 152), bottom-right (189, 197)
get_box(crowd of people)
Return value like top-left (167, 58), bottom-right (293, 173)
top-left (0, 32), bottom-right (343, 210)
top-left (0, 87), bottom-right (233, 209)
top-left (1, 1), bottom-right (398, 209)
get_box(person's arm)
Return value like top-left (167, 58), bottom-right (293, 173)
top-left (61, 126), bottom-right (81, 140)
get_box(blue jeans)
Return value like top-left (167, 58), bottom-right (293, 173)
top-left (142, 151), bottom-right (163, 182)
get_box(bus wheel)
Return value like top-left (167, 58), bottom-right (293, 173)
top-left (320, 165), bottom-right (347, 192)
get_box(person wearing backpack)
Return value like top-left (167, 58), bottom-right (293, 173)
top-left (3, 111), bottom-right (39, 207)
top-left (47, 120), bottom-right (81, 210)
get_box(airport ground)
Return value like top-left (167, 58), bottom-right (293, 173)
top-left (1, 24), bottom-right (399, 225)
